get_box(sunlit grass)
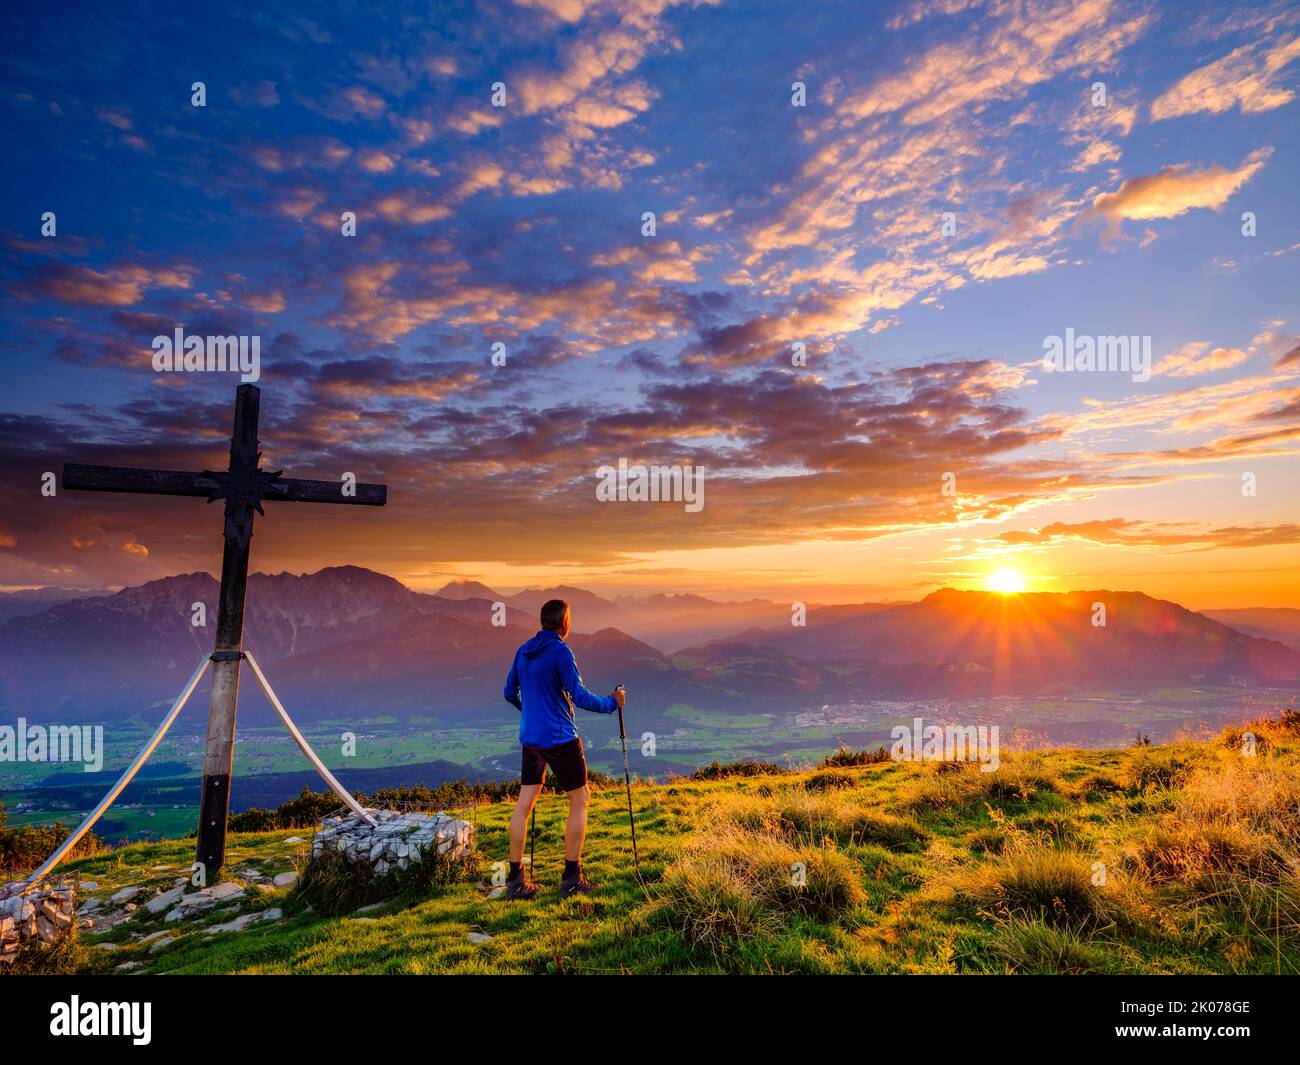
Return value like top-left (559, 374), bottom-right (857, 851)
top-left (28, 711), bottom-right (1300, 975)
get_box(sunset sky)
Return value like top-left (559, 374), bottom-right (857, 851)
top-left (1, 0), bottom-right (1298, 608)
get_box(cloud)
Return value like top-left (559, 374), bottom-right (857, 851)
top-left (370, 189), bottom-right (451, 224)
top-left (311, 356), bottom-right (481, 403)
top-left (245, 290), bottom-right (287, 314)
top-left (1151, 34), bottom-right (1300, 120)
top-left (1052, 364), bottom-right (1300, 444)
top-left (1155, 341), bottom-right (1249, 378)
top-left (3, 0), bottom-right (1296, 590)
top-left (304, 84), bottom-right (388, 123)
top-left (1084, 149), bottom-right (1271, 232)
top-left (244, 137), bottom-right (352, 175)
top-left (997, 518), bottom-right (1300, 552)
top-left (357, 150), bottom-right (398, 173)
top-left (511, 0), bottom-right (601, 21)
top-left (272, 185), bottom-right (329, 221)
top-left (592, 239), bottom-right (711, 284)
top-left (14, 262), bottom-right (193, 307)
top-left (229, 81), bottom-right (281, 108)
top-left (840, 0), bottom-right (1149, 127)
top-left (886, 0), bottom-right (985, 31)
top-left (94, 106), bottom-right (132, 130)
top-left (510, 3), bottom-right (682, 116)
top-left (0, 355), bottom-right (1124, 583)
top-left (437, 0), bottom-right (699, 195)
top-left (1063, 91), bottom-right (1137, 171)
top-left (722, 0), bottom-right (1151, 344)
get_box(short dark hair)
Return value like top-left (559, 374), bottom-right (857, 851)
top-left (540, 599), bottom-right (570, 631)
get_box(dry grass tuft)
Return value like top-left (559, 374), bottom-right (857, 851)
top-left (948, 845), bottom-right (1114, 931)
top-left (648, 796), bottom-right (868, 957)
top-left (904, 756), bottom-right (1059, 811)
top-left (723, 790), bottom-right (926, 849)
top-left (993, 918), bottom-right (1107, 974)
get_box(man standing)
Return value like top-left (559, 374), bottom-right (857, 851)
top-left (502, 598), bottom-right (625, 899)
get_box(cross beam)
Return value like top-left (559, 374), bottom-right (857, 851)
top-left (63, 465), bottom-right (387, 505)
top-left (61, 383), bottom-right (387, 875)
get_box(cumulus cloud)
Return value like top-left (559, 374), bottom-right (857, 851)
top-left (1084, 148), bottom-right (1271, 233)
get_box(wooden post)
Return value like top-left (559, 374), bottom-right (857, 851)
top-left (195, 384), bottom-right (260, 876)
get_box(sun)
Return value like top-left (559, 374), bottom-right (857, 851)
top-left (985, 566), bottom-right (1027, 594)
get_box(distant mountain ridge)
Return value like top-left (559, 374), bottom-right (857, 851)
top-left (739, 587), bottom-right (1300, 690)
top-left (434, 579), bottom-right (898, 650)
top-left (0, 586), bottom-right (110, 624)
top-left (432, 580), bottom-right (504, 601)
top-left (1203, 608), bottom-right (1300, 653)
top-left (0, 566), bottom-right (516, 719)
top-left (1, 568), bottom-right (1296, 723)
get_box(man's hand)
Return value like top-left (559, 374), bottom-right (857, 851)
top-left (612, 687), bottom-right (626, 709)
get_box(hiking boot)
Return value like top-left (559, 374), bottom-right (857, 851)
top-left (504, 871), bottom-right (539, 900)
top-left (560, 868), bottom-right (594, 898)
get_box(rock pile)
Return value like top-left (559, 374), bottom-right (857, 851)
top-left (312, 809), bottom-right (473, 876)
top-left (0, 881), bottom-right (75, 962)
top-left (163, 881), bottom-right (246, 922)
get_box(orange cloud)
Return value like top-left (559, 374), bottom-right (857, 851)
top-left (1085, 149), bottom-right (1270, 229)
top-left (245, 290), bottom-right (287, 314)
top-left (997, 518), bottom-right (1300, 552)
top-left (1155, 342), bottom-right (1249, 378)
top-left (1152, 34), bottom-right (1300, 120)
top-left (16, 262), bottom-right (193, 307)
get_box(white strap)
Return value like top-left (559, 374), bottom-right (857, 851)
top-left (243, 651), bottom-right (376, 826)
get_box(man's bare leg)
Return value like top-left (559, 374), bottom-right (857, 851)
top-left (509, 783), bottom-right (542, 864)
top-left (564, 785), bottom-right (589, 862)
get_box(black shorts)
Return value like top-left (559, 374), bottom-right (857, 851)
top-left (521, 737), bottom-right (587, 792)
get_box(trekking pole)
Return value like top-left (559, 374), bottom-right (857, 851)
top-left (614, 685), bottom-right (640, 876)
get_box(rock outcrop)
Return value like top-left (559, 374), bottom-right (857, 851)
top-left (312, 809), bottom-right (473, 877)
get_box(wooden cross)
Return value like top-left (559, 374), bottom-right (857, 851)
top-left (62, 383), bottom-right (386, 875)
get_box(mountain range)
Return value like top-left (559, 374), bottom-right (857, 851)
top-left (1201, 608), bottom-right (1300, 654)
top-left (0, 586), bottom-right (110, 624)
top-left (1, 567), bottom-right (1297, 724)
top-left (434, 579), bottom-right (819, 650)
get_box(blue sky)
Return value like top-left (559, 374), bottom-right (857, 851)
top-left (1, 0), bottom-right (1298, 606)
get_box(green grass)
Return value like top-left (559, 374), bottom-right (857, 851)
top-left (16, 714), bottom-right (1300, 975)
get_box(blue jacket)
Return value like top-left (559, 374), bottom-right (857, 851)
top-left (504, 629), bottom-right (618, 748)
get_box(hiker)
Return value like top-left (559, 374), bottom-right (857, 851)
top-left (502, 598), bottom-right (625, 899)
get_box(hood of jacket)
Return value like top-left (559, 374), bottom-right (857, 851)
top-left (520, 629), bottom-right (563, 659)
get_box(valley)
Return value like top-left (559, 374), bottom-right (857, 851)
top-left (3, 567), bottom-right (1297, 845)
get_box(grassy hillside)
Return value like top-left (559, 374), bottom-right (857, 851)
top-left (20, 712), bottom-right (1300, 975)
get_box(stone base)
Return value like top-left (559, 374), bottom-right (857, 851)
top-left (312, 809), bottom-right (473, 877)
top-left (0, 881), bottom-right (75, 963)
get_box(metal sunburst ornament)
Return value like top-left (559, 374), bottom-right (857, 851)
top-left (201, 458), bottom-right (286, 515)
